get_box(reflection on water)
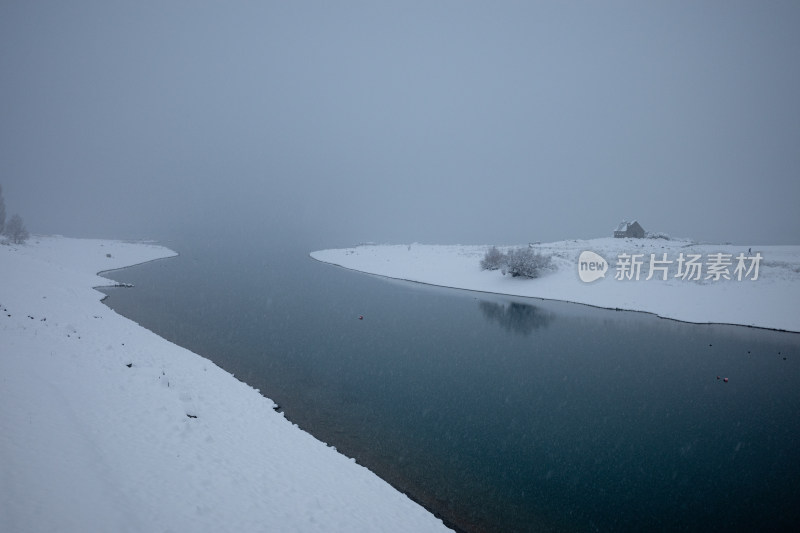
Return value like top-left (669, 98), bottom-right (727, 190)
top-left (478, 300), bottom-right (553, 335)
top-left (100, 242), bottom-right (800, 533)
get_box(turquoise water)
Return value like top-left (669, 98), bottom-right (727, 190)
top-left (101, 238), bottom-right (800, 532)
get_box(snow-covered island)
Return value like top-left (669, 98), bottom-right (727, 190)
top-left (0, 236), bottom-right (449, 533)
top-left (311, 238), bottom-right (800, 333)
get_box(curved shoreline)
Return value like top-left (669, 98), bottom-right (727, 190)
top-left (96, 249), bottom-right (180, 301)
top-left (310, 240), bottom-right (800, 334)
top-left (96, 249), bottom-right (180, 279)
top-left (314, 256), bottom-right (798, 334)
top-left (0, 236), bottom-right (450, 532)
top-left (99, 248), bottom-right (469, 532)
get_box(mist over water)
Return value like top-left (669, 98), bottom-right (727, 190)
top-left (2, 2), bottom-right (800, 246)
top-left (4, 1), bottom-right (800, 530)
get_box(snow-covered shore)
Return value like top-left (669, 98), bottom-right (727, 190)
top-left (0, 236), bottom-right (449, 533)
top-left (311, 238), bottom-right (800, 333)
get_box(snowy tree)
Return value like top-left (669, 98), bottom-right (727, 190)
top-left (0, 184), bottom-right (6, 235)
top-left (5, 213), bottom-right (29, 244)
top-left (480, 246), bottom-right (504, 271)
top-left (501, 247), bottom-right (552, 278)
top-left (481, 246), bottom-right (552, 278)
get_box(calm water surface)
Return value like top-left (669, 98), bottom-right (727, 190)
top-left (100, 238), bottom-right (800, 532)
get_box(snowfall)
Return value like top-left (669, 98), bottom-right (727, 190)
top-left (0, 236), bottom-right (450, 533)
top-left (311, 238), bottom-right (800, 333)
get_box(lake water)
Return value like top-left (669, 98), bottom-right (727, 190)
top-left (100, 237), bottom-right (800, 532)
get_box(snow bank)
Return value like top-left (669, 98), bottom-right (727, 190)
top-left (0, 236), bottom-right (449, 533)
top-left (311, 238), bottom-right (800, 332)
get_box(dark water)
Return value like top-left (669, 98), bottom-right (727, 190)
top-left (100, 237), bottom-right (800, 532)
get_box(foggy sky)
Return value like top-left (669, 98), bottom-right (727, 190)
top-left (2, 1), bottom-right (799, 247)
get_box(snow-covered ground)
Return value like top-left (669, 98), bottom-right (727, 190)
top-left (0, 236), bottom-right (449, 533)
top-left (311, 238), bottom-right (800, 332)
